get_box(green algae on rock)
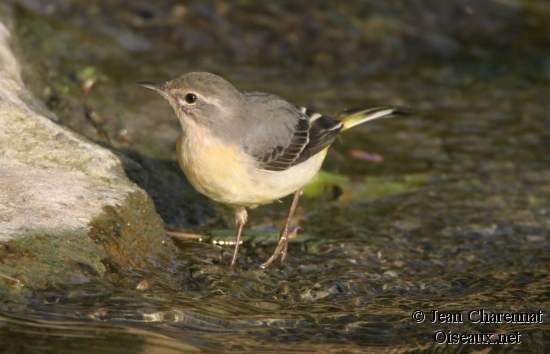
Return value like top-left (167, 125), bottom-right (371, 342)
top-left (304, 171), bottom-right (427, 201)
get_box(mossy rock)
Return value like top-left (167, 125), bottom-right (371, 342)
top-left (0, 7), bottom-right (178, 303)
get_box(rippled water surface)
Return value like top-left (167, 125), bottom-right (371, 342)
top-left (2, 1), bottom-right (550, 353)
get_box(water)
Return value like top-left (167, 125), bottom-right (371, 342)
top-left (2, 1), bottom-right (549, 352)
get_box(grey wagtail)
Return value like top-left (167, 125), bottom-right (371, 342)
top-left (140, 72), bottom-right (406, 268)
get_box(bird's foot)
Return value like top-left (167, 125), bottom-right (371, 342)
top-left (260, 231), bottom-right (290, 269)
top-left (260, 225), bottom-right (301, 268)
top-left (260, 239), bottom-right (286, 269)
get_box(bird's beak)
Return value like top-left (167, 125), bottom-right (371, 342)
top-left (138, 81), bottom-right (166, 94)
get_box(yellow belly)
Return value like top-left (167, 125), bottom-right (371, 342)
top-left (177, 134), bottom-right (327, 208)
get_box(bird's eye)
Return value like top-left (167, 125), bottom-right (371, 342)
top-left (184, 93), bottom-right (197, 104)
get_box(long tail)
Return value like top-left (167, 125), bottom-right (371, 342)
top-left (338, 106), bottom-right (410, 131)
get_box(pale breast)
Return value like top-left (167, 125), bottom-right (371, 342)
top-left (176, 129), bottom-right (327, 208)
top-left (177, 133), bottom-right (250, 205)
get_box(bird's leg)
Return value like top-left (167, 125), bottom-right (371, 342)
top-left (231, 207), bottom-right (248, 267)
top-left (260, 189), bottom-right (302, 269)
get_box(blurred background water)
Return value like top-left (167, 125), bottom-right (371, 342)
top-left (1, 0), bottom-right (549, 352)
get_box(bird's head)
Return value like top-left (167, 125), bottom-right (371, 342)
top-left (140, 72), bottom-right (244, 132)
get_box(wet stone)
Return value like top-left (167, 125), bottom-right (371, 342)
top-left (0, 6), bottom-right (178, 297)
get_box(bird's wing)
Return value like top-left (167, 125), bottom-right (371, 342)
top-left (242, 92), bottom-right (342, 172)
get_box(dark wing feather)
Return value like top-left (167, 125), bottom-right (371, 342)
top-left (255, 116), bottom-right (309, 171)
top-left (256, 107), bottom-right (342, 171)
top-left (293, 113), bottom-right (342, 165)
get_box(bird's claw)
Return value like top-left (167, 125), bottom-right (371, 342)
top-left (260, 234), bottom-right (289, 269)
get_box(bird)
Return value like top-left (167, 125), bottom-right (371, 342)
top-left (140, 72), bottom-right (406, 268)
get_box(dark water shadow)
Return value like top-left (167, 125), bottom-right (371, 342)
top-left (115, 148), bottom-right (216, 229)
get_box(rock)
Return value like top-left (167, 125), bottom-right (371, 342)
top-left (0, 5), bottom-right (176, 297)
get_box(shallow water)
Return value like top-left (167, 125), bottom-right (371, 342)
top-left (2, 1), bottom-right (550, 353)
